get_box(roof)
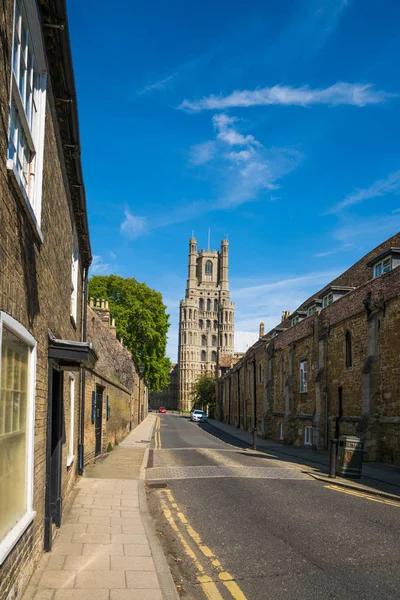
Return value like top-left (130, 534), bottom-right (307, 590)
top-left (40, 0), bottom-right (92, 266)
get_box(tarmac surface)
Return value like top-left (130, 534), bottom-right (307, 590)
top-left (146, 413), bottom-right (400, 600)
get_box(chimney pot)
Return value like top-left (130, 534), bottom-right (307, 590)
top-left (89, 297), bottom-right (94, 308)
top-left (96, 298), bottom-right (100, 307)
top-left (259, 322), bottom-right (265, 338)
top-left (105, 300), bottom-right (109, 309)
top-left (101, 299), bottom-right (105, 309)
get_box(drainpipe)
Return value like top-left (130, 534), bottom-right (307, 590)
top-left (237, 368), bottom-right (241, 429)
top-left (78, 266), bottom-right (88, 475)
top-left (253, 358), bottom-right (257, 430)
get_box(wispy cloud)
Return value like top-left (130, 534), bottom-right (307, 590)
top-left (313, 243), bottom-right (355, 258)
top-left (332, 213), bottom-right (400, 243)
top-left (328, 170), bottom-right (400, 213)
top-left (137, 73), bottom-right (177, 96)
top-left (179, 82), bottom-right (394, 112)
top-left (90, 255), bottom-right (112, 275)
top-left (189, 141), bottom-right (217, 165)
top-left (120, 210), bottom-right (147, 239)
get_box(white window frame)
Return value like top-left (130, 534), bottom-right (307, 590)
top-left (322, 293), bottom-right (333, 308)
top-left (67, 373), bottom-right (75, 467)
top-left (307, 305), bottom-right (316, 316)
top-left (373, 257), bottom-right (391, 278)
top-left (291, 316), bottom-right (299, 326)
top-left (7, 0), bottom-right (47, 232)
top-left (300, 361), bottom-right (307, 393)
top-left (304, 425), bottom-right (312, 446)
top-left (70, 226), bottom-right (79, 323)
top-left (0, 311), bottom-right (37, 566)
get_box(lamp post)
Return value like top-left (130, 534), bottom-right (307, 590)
top-left (138, 364), bottom-right (144, 425)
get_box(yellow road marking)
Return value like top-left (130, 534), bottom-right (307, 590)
top-left (159, 495), bottom-right (223, 599)
top-left (154, 418), bottom-right (162, 449)
top-left (324, 485), bottom-right (400, 507)
top-left (159, 488), bottom-right (248, 600)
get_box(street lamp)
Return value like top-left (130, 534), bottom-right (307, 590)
top-left (138, 364), bottom-right (144, 425)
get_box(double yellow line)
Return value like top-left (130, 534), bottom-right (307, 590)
top-left (158, 488), bottom-right (247, 600)
top-left (154, 416), bottom-right (162, 449)
top-left (325, 484), bottom-right (400, 507)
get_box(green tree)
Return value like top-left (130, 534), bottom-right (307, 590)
top-left (88, 275), bottom-right (170, 391)
top-left (191, 374), bottom-right (216, 414)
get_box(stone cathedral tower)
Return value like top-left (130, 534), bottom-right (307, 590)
top-left (178, 237), bottom-right (234, 411)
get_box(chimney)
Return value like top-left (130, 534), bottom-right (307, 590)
top-left (91, 297), bottom-right (111, 325)
top-left (110, 317), bottom-right (117, 337)
top-left (259, 322), bottom-right (264, 338)
top-left (89, 297), bottom-right (94, 308)
top-left (282, 310), bottom-right (291, 321)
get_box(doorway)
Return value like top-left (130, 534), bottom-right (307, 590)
top-left (45, 362), bottom-right (64, 551)
top-left (95, 386), bottom-right (103, 456)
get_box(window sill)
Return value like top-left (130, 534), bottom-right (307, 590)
top-left (67, 455), bottom-right (75, 468)
top-left (0, 510), bottom-right (36, 566)
top-left (7, 160), bottom-right (44, 245)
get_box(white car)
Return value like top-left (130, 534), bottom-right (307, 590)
top-left (190, 410), bottom-right (207, 423)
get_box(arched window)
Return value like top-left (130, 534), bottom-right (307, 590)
top-left (229, 312), bottom-right (232, 323)
top-left (206, 320), bottom-right (211, 330)
top-left (219, 334), bottom-right (222, 345)
top-left (183, 332), bottom-right (186, 344)
top-left (184, 309), bottom-right (187, 321)
top-left (225, 312), bottom-right (228, 323)
top-left (211, 351), bottom-right (217, 362)
top-left (214, 299), bottom-right (218, 312)
top-left (202, 335), bottom-right (207, 346)
top-left (199, 319), bottom-right (203, 330)
top-left (201, 350), bottom-right (206, 362)
top-left (345, 331), bottom-right (352, 369)
top-left (213, 320), bottom-right (218, 330)
top-left (224, 334), bottom-right (228, 346)
top-left (212, 335), bottom-right (217, 347)
top-left (199, 298), bottom-right (204, 310)
top-left (205, 261), bottom-right (213, 275)
top-left (189, 309), bottom-right (192, 319)
top-left (188, 332), bottom-right (192, 343)
top-left (207, 299), bottom-right (211, 311)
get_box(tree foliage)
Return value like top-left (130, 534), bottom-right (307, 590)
top-left (191, 374), bottom-right (216, 412)
top-left (88, 275), bottom-right (170, 391)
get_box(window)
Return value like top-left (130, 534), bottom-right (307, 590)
top-left (300, 361), bottom-right (307, 393)
top-left (199, 320), bottom-right (203, 330)
top-left (214, 300), bottom-right (218, 312)
top-left (189, 309), bottom-right (192, 320)
top-left (291, 316), bottom-right (299, 327)
top-left (307, 305), bottom-right (316, 316)
top-left (206, 320), bottom-right (211, 330)
top-left (202, 335), bottom-right (207, 346)
top-left (304, 426), bottom-right (312, 446)
top-left (211, 351), bottom-right (217, 362)
top-left (345, 331), bottom-right (352, 369)
top-left (182, 332), bottom-right (186, 344)
top-left (373, 257), bottom-right (391, 278)
top-left (7, 0), bottom-right (47, 225)
top-left (322, 293), bottom-right (333, 308)
top-left (224, 334), bottom-right (228, 346)
top-left (0, 312), bottom-right (36, 562)
top-left (212, 335), bottom-right (217, 347)
top-left (205, 261), bottom-right (212, 275)
top-left (213, 320), bottom-right (218, 330)
top-left (67, 373), bottom-right (75, 467)
top-left (207, 299), bottom-right (211, 311)
top-left (70, 227), bottom-right (79, 322)
top-left (199, 298), bottom-right (204, 311)
top-left (201, 350), bottom-right (206, 362)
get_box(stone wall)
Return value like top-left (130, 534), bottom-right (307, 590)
top-left (218, 236), bottom-right (400, 466)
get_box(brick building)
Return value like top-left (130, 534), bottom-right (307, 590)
top-left (218, 234), bottom-right (400, 466)
top-left (85, 299), bottom-right (148, 462)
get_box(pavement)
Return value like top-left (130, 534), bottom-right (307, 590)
top-left (207, 418), bottom-right (400, 499)
top-left (146, 414), bottom-right (400, 600)
top-left (23, 415), bottom-right (179, 600)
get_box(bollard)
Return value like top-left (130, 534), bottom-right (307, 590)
top-left (329, 438), bottom-right (338, 478)
top-left (253, 427), bottom-right (257, 450)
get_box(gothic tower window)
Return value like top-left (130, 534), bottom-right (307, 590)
top-left (214, 299), bottom-right (218, 312)
top-left (213, 320), bottom-right (218, 330)
top-left (205, 261), bottom-right (212, 275)
top-left (189, 309), bottom-right (192, 319)
top-left (211, 351), bottom-right (217, 362)
top-left (212, 335), bottom-right (217, 346)
top-left (199, 298), bottom-right (204, 310)
top-left (201, 350), bottom-right (206, 362)
top-left (202, 335), bottom-right (207, 346)
top-left (345, 331), bottom-right (352, 369)
top-left (224, 333), bottom-right (228, 346)
top-left (183, 332), bottom-right (186, 343)
top-left (206, 320), bottom-right (211, 330)
top-left (199, 319), bottom-right (203, 330)
top-left (207, 299), bottom-right (211, 311)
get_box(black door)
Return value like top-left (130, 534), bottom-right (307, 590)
top-left (45, 363), bottom-right (64, 550)
top-left (95, 387), bottom-right (103, 456)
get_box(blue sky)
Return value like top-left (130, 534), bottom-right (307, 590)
top-left (68, 0), bottom-right (400, 361)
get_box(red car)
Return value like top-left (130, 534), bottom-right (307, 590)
top-left (159, 406), bottom-right (167, 413)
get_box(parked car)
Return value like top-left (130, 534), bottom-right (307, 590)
top-left (190, 410), bottom-right (207, 423)
top-left (159, 406), bottom-right (167, 413)
top-left (148, 405), bottom-right (153, 412)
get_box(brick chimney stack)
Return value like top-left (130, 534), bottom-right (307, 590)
top-left (91, 297), bottom-right (111, 325)
top-left (110, 317), bottom-right (117, 337)
top-left (259, 322), bottom-right (265, 338)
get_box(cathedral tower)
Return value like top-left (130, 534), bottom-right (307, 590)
top-left (178, 237), bottom-right (235, 410)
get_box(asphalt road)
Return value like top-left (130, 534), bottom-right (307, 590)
top-left (146, 414), bottom-right (400, 600)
